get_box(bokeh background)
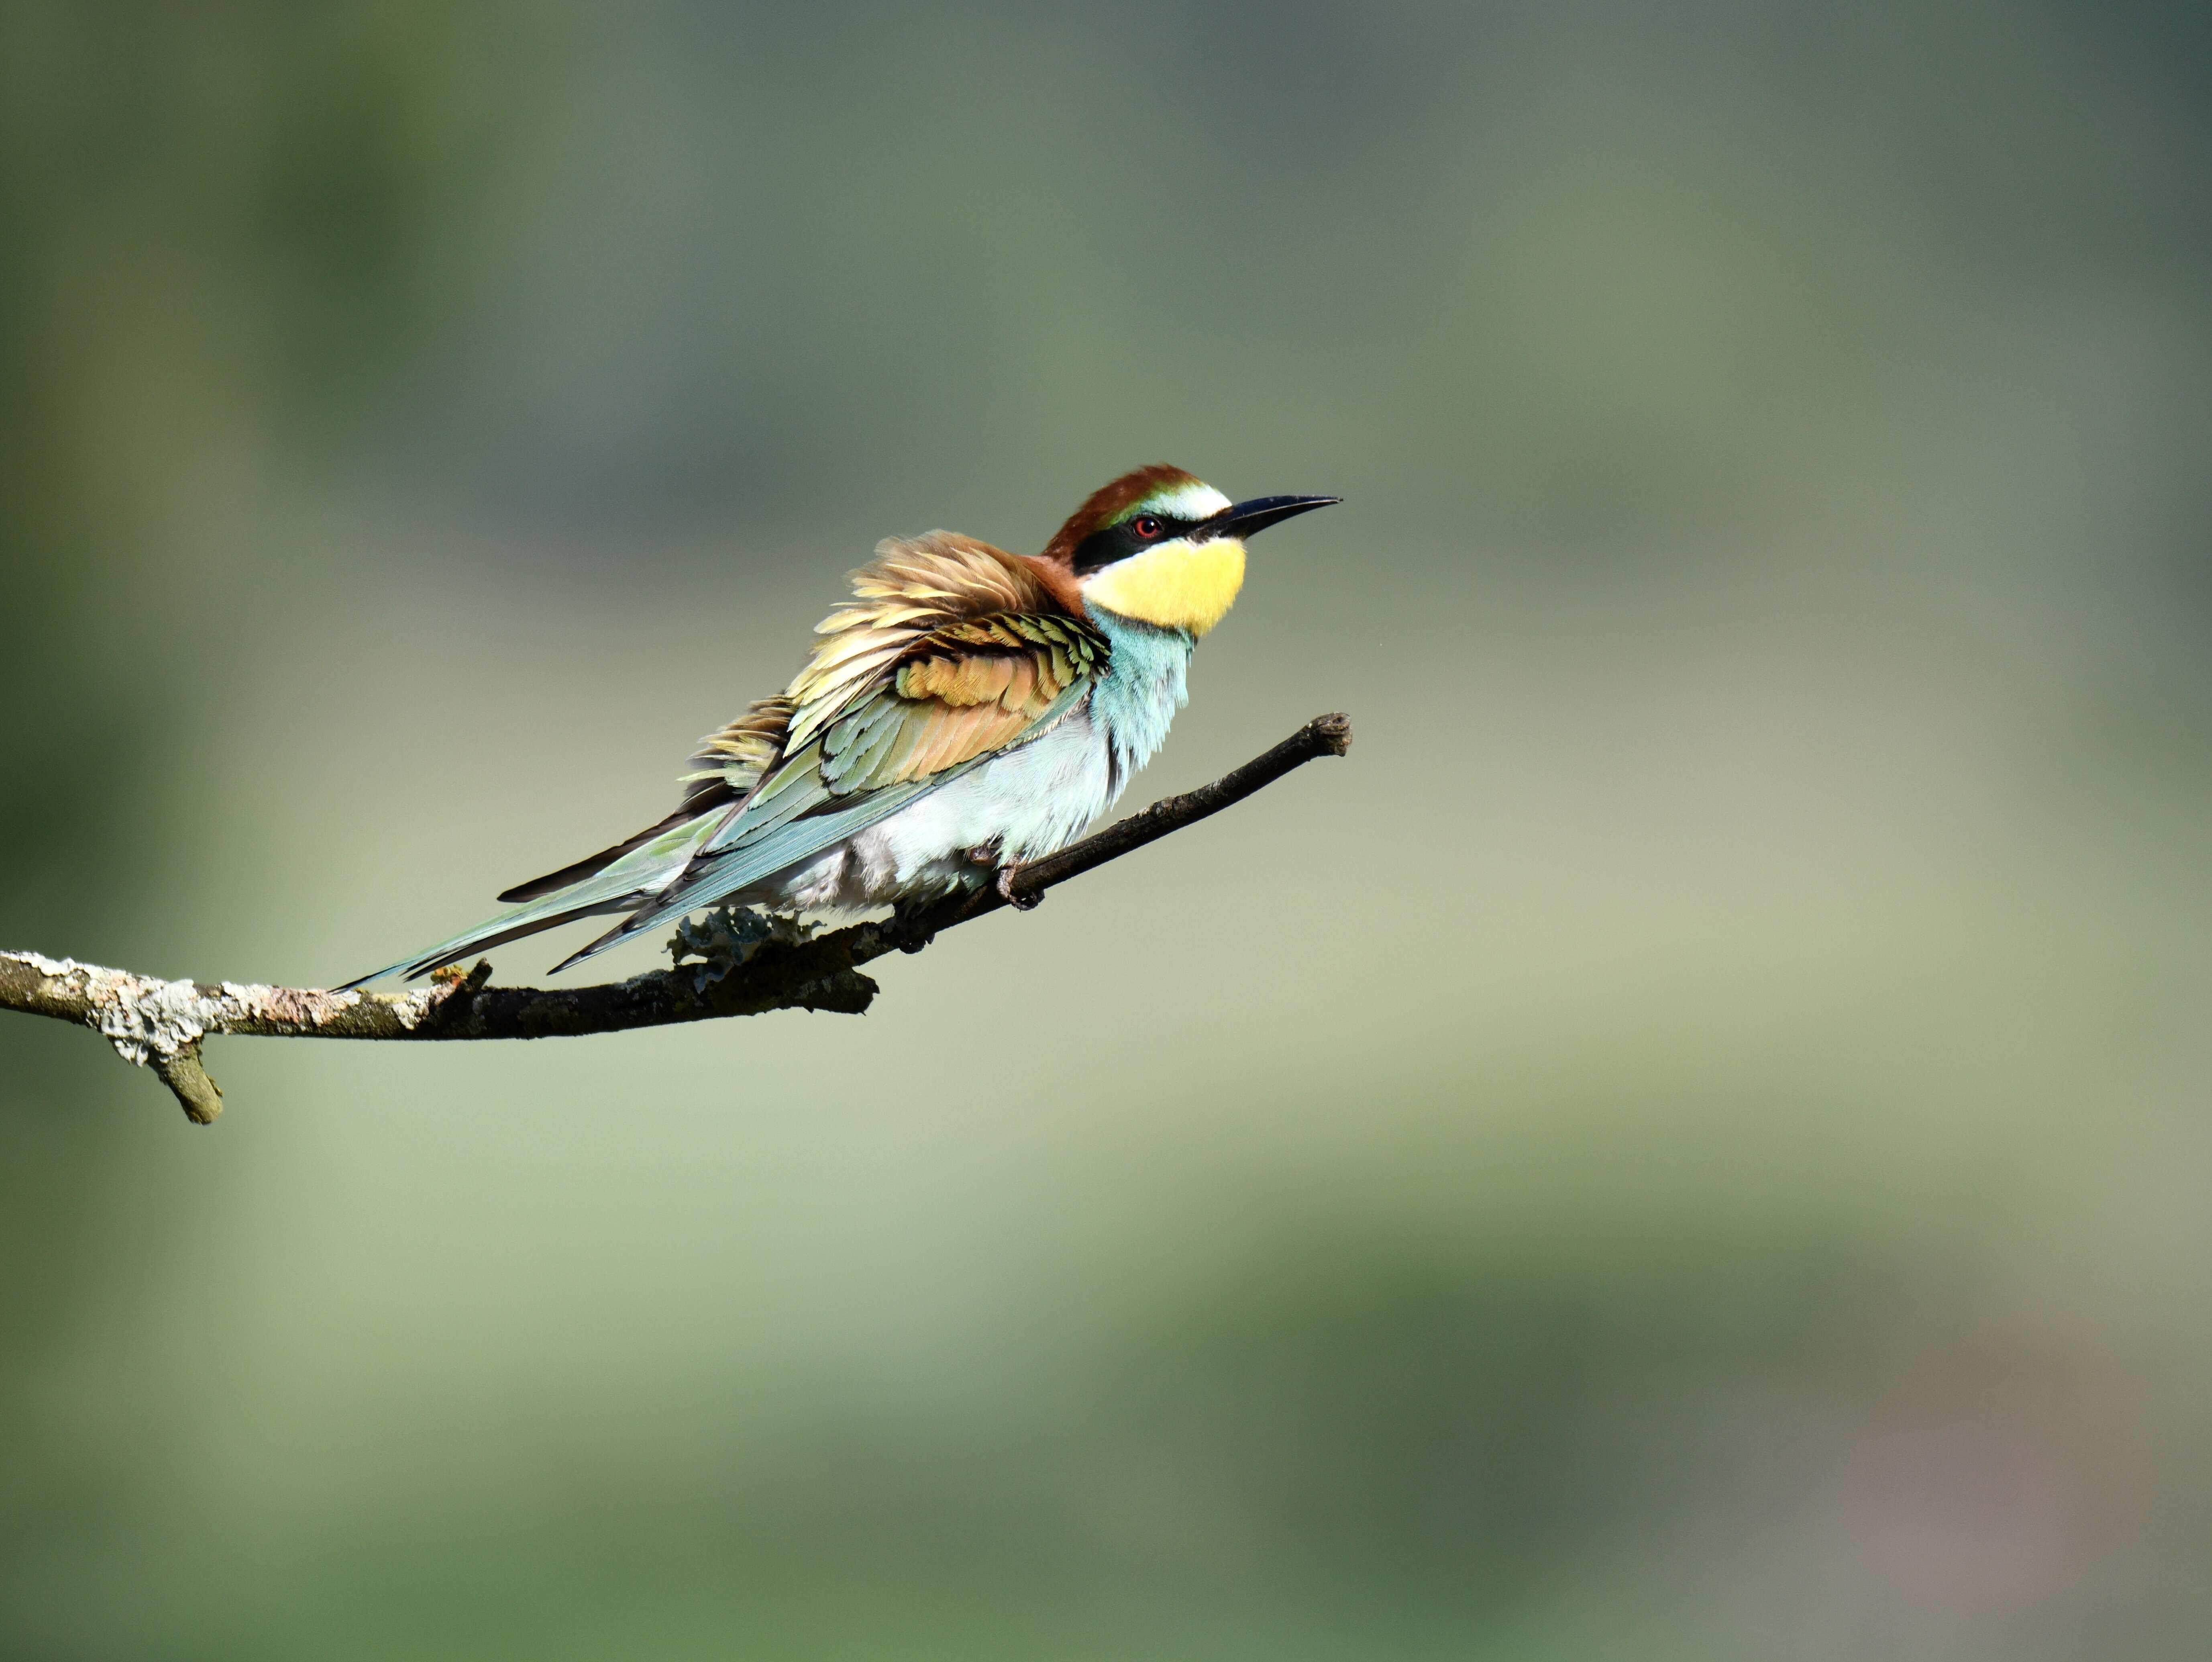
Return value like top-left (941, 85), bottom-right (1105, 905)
top-left (5, 2), bottom-right (2212, 1656)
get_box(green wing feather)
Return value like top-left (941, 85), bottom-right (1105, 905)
top-left (553, 598), bottom-right (1103, 968)
top-left (565, 671), bottom-right (1095, 965)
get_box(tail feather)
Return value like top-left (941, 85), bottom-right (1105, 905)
top-left (494, 801), bottom-right (717, 903)
top-left (337, 812), bottom-right (718, 988)
top-left (334, 896), bottom-right (637, 990)
top-left (546, 912), bottom-right (654, 976)
top-left (541, 783), bottom-right (936, 975)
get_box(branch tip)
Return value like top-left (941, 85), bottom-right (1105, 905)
top-left (1309, 711), bottom-right (1353, 756)
top-left (151, 1046), bottom-right (224, 1125)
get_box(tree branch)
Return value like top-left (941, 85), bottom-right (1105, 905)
top-left (0, 713), bottom-right (1351, 1124)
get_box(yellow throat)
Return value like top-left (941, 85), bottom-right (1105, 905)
top-left (1083, 537), bottom-right (1247, 636)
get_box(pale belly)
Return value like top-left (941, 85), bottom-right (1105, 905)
top-left (743, 704), bottom-right (1121, 913)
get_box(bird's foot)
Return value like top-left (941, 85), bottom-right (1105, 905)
top-left (888, 896), bottom-right (938, 952)
top-left (996, 862), bottom-right (1040, 911)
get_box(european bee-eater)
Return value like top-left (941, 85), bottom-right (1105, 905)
top-left (344, 465), bottom-right (1337, 984)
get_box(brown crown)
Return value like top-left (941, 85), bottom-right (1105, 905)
top-left (1038, 464), bottom-right (1201, 566)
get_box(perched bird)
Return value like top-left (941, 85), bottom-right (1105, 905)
top-left (343, 465), bottom-right (1337, 985)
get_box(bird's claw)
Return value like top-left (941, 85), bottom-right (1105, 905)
top-left (997, 864), bottom-right (1040, 911)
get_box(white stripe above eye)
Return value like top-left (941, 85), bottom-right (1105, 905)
top-left (1135, 482), bottom-right (1233, 523)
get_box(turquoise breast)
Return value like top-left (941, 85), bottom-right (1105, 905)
top-left (1087, 608), bottom-right (1196, 799)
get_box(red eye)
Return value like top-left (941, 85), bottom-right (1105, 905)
top-left (1131, 515), bottom-right (1163, 539)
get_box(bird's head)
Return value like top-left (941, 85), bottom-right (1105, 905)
top-left (1039, 464), bottom-right (1338, 636)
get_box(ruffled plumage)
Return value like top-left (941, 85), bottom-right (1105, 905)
top-left (582, 534), bottom-right (1105, 958)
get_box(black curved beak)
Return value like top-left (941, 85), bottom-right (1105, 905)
top-left (1198, 494), bottom-right (1341, 541)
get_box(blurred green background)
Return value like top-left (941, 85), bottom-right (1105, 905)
top-left (5, 2), bottom-right (2212, 1656)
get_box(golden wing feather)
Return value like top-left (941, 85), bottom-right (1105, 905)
top-left (775, 533), bottom-right (1105, 800)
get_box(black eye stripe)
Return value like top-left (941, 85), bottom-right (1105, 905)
top-left (1070, 514), bottom-right (1198, 576)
